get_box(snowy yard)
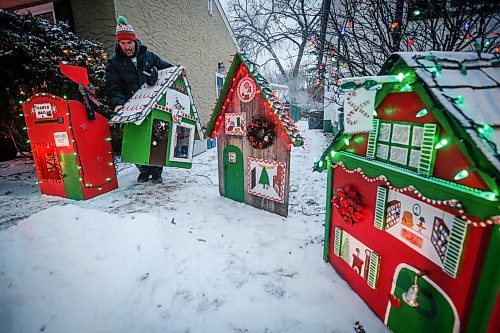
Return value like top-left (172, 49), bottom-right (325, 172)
top-left (0, 121), bottom-right (388, 333)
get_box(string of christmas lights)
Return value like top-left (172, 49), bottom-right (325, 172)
top-left (413, 54), bottom-right (499, 163)
top-left (22, 93), bottom-right (116, 190)
top-left (205, 53), bottom-right (304, 148)
top-left (331, 161), bottom-right (499, 227)
top-left (308, 8), bottom-right (499, 90)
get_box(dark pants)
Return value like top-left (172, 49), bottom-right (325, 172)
top-left (136, 165), bottom-right (163, 179)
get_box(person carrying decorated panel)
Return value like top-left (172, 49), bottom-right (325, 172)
top-left (105, 16), bottom-right (173, 184)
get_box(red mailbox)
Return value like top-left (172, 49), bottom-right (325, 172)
top-left (21, 93), bottom-right (118, 200)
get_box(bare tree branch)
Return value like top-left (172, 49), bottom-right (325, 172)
top-left (228, 0), bottom-right (322, 100)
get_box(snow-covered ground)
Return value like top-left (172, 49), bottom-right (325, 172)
top-left (0, 121), bottom-right (388, 333)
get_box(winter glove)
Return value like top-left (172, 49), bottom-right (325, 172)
top-left (143, 66), bottom-right (158, 86)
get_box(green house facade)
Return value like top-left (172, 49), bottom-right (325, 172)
top-left (110, 66), bottom-right (203, 169)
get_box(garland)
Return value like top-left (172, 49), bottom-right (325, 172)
top-left (331, 161), bottom-right (499, 227)
top-left (332, 185), bottom-right (364, 225)
top-left (247, 118), bottom-right (275, 149)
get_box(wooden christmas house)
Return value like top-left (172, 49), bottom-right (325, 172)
top-left (21, 93), bottom-right (118, 200)
top-left (204, 53), bottom-right (304, 217)
top-left (314, 52), bottom-right (499, 333)
top-left (109, 66), bottom-right (203, 169)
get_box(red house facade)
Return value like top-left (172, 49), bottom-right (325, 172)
top-left (315, 52), bottom-right (499, 333)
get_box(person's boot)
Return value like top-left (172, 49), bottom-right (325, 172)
top-left (137, 171), bottom-right (150, 183)
top-left (151, 167), bottom-right (163, 184)
top-left (152, 175), bottom-right (163, 184)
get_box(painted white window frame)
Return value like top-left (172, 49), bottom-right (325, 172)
top-left (169, 122), bottom-right (196, 163)
top-left (375, 120), bottom-right (425, 171)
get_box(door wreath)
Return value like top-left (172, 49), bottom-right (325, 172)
top-left (247, 118), bottom-right (275, 149)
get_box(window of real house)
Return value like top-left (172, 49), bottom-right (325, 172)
top-left (375, 120), bottom-right (424, 170)
top-left (216, 72), bottom-right (225, 98)
top-left (15, 2), bottom-right (56, 23)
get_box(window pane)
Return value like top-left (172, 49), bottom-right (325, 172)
top-left (174, 126), bottom-right (191, 159)
top-left (391, 124), bottom-right (410, 145)
top-left (377, 144), bottom-right (389, 160)
top-left (216, 75), bottom-right (224, 98)
top-left (409, 149), bottom-right (421, 168)
top-left (412, 126), bottom-right (423, 147)
top-left (390, 146), bottom-right (408, 164)
top-left (379, 123), bottom-right (391, 142)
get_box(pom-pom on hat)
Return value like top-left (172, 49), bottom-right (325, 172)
top-left (115, 16), bottom-right (137, 41)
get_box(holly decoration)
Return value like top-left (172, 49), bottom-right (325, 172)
top-left (247, 118), bottom-right (275, 149)
top-left (332, 185), bottom-right (364, 224)
top-left (152, 119), bottom-right (168, 143)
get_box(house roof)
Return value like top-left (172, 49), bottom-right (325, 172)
top-left (109, 65), bottom-right (203, 134)
top-left (204, 52), bottom-right (304, 147)
top-left (381, 52), bottom-right (500, 173)
top-left (316, 52), bottom-right (499, 174)
top-left (312, 52), bottom-right (500, 225)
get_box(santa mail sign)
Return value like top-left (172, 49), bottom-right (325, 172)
top-left (31, 103), bottom-right (57, 119)
top-left (237, 77), bottom-right (256, 103)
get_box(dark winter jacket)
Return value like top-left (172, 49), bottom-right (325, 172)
top-left (105, 41), bottom-right (173, 108)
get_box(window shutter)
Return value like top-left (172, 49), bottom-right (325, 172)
top-left (366, 118), bottom-right (380, 159)
top-left (443, 217), bottom-right (468, 278)
top-left (333, 227), bottom-right (343, 257)
top-left (374, 186), bottom-right (388, 230)
top-left (418, 123), bottom-right (438, 176)
top-left (367, 252), bottom-right (380, 289)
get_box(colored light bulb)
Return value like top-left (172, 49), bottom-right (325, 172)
top-left (454, 169), bottom-right (471, 180)
top-left (435, 138), bottom-right (449, 149)
top-left (416, 109), bottom-right (428, 117)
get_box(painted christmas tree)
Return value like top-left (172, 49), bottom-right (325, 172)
top-left (259, 167), bottom-right (270, 189)
top-left (341, 236), bottom-right (351, 264)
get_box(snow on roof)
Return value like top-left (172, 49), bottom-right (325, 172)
top-left (205, 52), bottom-right (304, 147)
top-left (109, 66), bottom-right (203, 136)
top-left (391, 51), bottom-right (500, 172)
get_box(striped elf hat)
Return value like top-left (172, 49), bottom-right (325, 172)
top-left (115, 16), bottom-right (137, 41)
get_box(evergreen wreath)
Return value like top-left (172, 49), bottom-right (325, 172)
top-left (332, 185), bottom-right (364, 225)
top-left (247, 118), bottom-right (275, 149)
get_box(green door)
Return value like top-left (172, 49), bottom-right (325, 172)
top-left (387, 267), bottom-right (456, 333)
top-left (223, 145), bottom-right (244, 202)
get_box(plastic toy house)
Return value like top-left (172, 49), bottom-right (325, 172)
top-left (109, 66), bottom-right (203, 169)
top-left (204, 53), bottom-right (304, 217)
top-left (314, 52), bottom-right (499, 333)
top-left (21, 94), bottom-right (118, 200)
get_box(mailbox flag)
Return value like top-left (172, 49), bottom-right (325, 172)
top-left (59, 63), bottom-right (90, 86)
